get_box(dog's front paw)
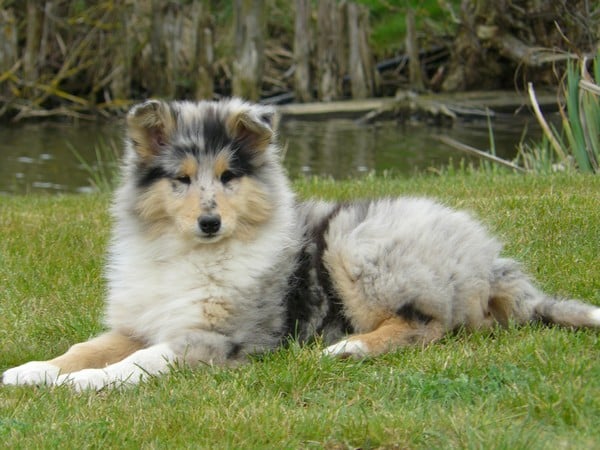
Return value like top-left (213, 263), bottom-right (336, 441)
top-left (2, 361), bottom-right (61, 386)
top-left (323, 339), bottom-right (368, 358)
top-left (56, 369), bottom-right (113, 392)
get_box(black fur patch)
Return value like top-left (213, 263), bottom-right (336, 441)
top-left (229, 141), bottom-right (259, 176)
top-left (226, 342), bottom-right (243, 359)
top-left (203, 112), bottom-right (232, 155)
top-left (396, 304), bottom-right (432, 324)
top-left (532, 300), bottom-right (559, 326)
top-left (283, 203), bottom-right (355, 342)
top-left (172, 143), bottom-right (201, 158)
top-left (313, 204), bottom-right (352, 334)
top-left (201, 110), bottom-right (258, 177)
top-left (137, 165), bottom-right (169, 188)
top-left (283, 248), bottom-right (319, 339)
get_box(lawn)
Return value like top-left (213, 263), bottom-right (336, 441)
top-left (1, 173), bottom-right (599, 449)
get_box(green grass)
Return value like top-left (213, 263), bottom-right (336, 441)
top-left (358, 0), bottom-right (460, 53)
top-left (1, 173), bottom-right (599, 449)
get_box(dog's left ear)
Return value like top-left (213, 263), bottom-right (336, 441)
top-left (226, 104), bottom-right (276, 152)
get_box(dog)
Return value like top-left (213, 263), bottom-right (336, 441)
top-left (4, 98), bottom-right (600, 390)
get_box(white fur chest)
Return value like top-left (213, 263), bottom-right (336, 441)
top-left (104, 228), bottom-right (291, 343)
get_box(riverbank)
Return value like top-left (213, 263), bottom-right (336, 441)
top-left (278, 89), bottom-right (559, 121)
top-left (1, 173), bottom-right (599, 448)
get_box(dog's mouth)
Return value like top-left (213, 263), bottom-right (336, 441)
top-left (197, 230), bottom-right (221, 241)
top-left (195, 228), bottom-right (225, 243)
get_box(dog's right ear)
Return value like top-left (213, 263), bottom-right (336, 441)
top-left (127, 100), bottom-right (176, 159)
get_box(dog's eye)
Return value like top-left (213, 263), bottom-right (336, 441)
top-left (220, 170), bottom-right (238, 184)
top-left (175, 175), bottom-right (191, 185)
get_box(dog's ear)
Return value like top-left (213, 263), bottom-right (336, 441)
top-left (226, 104), bottom-right (276, 152)
top-left (127, 100), bottom-right (176, 158)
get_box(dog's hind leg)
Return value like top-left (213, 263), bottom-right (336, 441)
top-left (323, 315), bottom-right (445, 358)
top-left (2, 332), bottom-right (144, 386)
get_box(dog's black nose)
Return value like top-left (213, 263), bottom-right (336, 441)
top-left (198, 214), bottom-right (221, 235)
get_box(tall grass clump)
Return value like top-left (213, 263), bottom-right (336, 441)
top-left (521, 53), bottom-right (600, 174)
top-left (70, 138), bottom-right (121, 193)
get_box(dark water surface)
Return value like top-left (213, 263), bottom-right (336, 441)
top-left (0, 115), bottom-right (542, 195)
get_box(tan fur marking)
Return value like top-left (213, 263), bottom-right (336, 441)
top-left (134, 179), bottom-right (173, 237)
top-left (488, 295), bottom-right (512, 327)
top-left (347, 316), bottom-right (444, 356)
top-left (47, 332), bottom-right (144, 373)
top-left (462, 282), bottom-right (494, 329)
top-left (214, 153), bottom-right (230, 178)
top-left (201, 298), bottom-right (234, 329)
top-left (180, 156), bottom-right (198, 179)
top-left (170, 186), bottom-right (203, 237)
top-left (218, 177), bottom-right (273, 241)
top-left (323, 248), bottom-right (389, 332)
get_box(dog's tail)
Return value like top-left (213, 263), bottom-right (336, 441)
top-left (488, 258), bottom-right (600, 328)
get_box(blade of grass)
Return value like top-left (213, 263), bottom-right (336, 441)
top-left (435, 135), bottom-right (526, 172)
top-left (527, 82), bottom-right (566, 162)
top-left (566, 61), bottom-right (593, 172)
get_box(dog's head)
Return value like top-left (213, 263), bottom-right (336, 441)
top-left (123, 99), bottom-right (280, 243)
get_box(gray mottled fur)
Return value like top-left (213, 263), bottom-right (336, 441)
top-left (293, 198), bottom-right (599, 342)
top-left (3, 98), bottom-right (599, 390)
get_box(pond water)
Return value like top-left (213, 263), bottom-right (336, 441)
top-left (0, 113), bottom-right (543, 195)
